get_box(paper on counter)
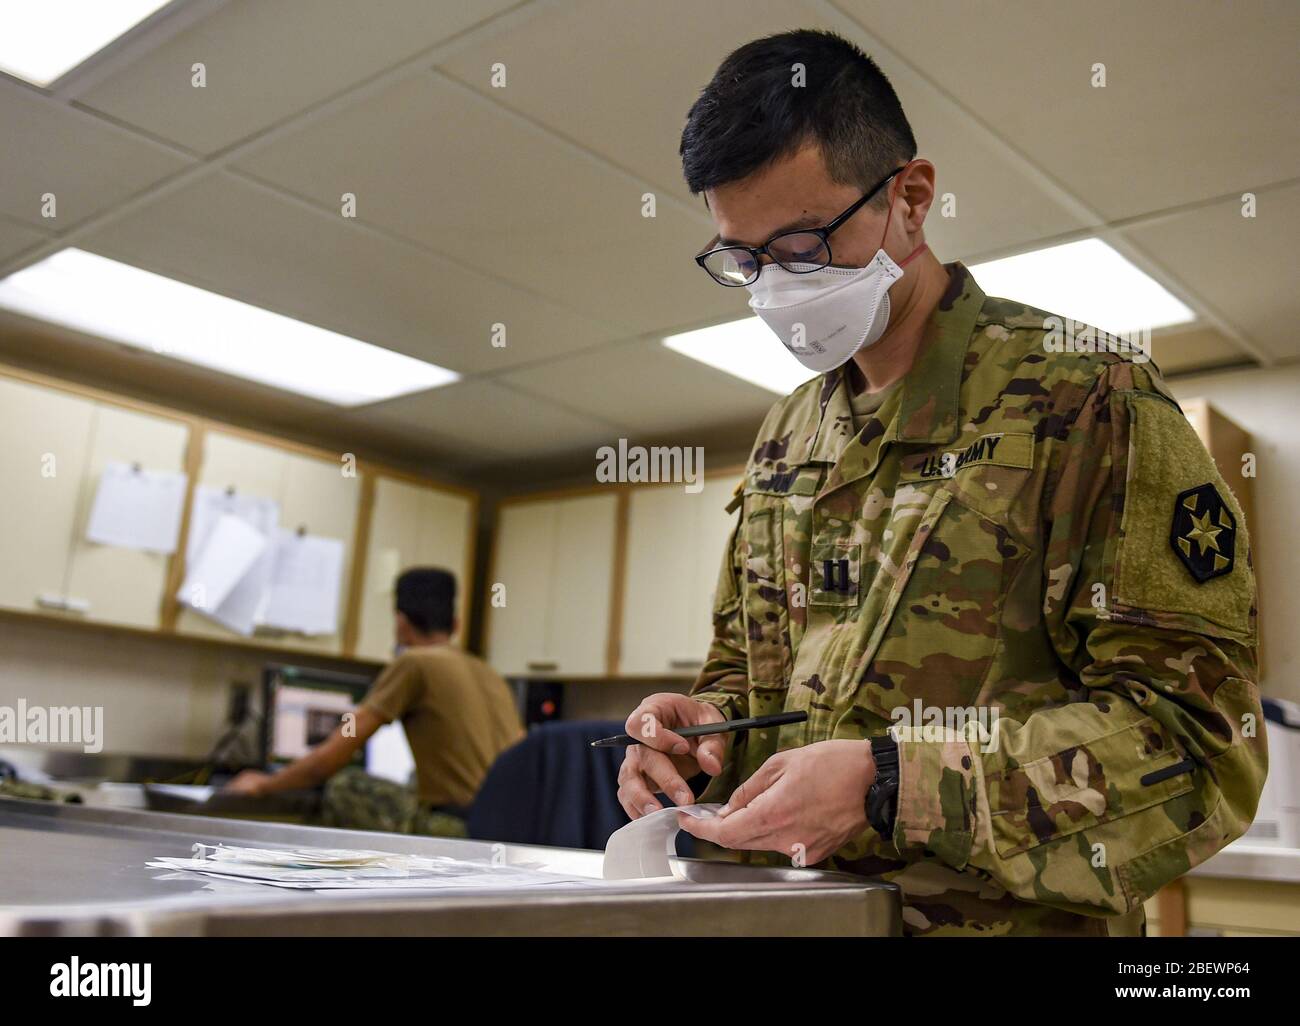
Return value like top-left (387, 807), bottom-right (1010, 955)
top-left (147, 844), bottom-right (605, 892)
top-left (85, 461), bottom-right (188, 554)
top-left (602, 803), bottom-right (723, 880)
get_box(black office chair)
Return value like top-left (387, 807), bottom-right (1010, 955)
top-left (467, 720), bottom-right (632, 850)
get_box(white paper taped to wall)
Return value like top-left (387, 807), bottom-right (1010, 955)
top-left (85, 461), bottom-right (188, 554)
top-left (180, 486), bottom-right (279, 635)
top-left (602, 803), bottom-right (723, 880)
top-left (177, 512), bottom-right (267, 621)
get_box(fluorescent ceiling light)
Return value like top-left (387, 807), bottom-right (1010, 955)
top-left (0, 0), bottom-right (172, 86)
top-left (0, 249), bottom-right (459, 406)
top-left (969, 238), bottom-right (1195, 335)
top-left (664, 317), bottom-right (817, 395)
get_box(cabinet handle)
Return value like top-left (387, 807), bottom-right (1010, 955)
top-left (36, 594), bottom-right (89, 614)
top-left (526, 660), bottom-right (558, 672)
top-left (669, 658), bottom-right (704, 670)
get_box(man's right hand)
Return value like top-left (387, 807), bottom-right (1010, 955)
top-left (616, 693), bottom-right (727, 819)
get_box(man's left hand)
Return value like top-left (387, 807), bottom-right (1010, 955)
top-left (677, 739), bottom-right (876, 866)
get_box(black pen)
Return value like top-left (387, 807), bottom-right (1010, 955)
top-left (590, 710), bottom-right (808, 748)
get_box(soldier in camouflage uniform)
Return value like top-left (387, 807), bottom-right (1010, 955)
top-left (618, 30), bottom-right (1264, 935)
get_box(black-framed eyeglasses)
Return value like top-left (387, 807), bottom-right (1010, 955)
top-left (694, 166), bottom-right (905, 287)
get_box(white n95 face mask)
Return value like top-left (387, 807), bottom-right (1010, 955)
top-left (744, 249), bottom-right (905, 373)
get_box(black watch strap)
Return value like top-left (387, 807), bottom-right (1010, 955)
top-left (865, 735), bottom-right (900, 838)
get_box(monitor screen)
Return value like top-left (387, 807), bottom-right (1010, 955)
top-left (262, 666), bottom-right (371, 767)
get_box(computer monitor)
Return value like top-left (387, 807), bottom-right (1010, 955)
top-left (260, 664), bottom-right (372, 768)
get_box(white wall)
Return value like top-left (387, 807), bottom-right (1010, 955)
top-left (0, 616), bottom-right (370, 759)
top-left (1171, 362), bottom-right (1300, 705)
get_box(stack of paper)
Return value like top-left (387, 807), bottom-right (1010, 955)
top-left (147, 843), bottom-right (604, 892)
top-left (177, 486), bottom-right (344, 637)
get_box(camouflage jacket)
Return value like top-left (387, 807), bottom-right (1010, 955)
top-left (691, 263), bottom-right (1265, 936)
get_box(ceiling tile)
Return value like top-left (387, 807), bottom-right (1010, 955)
top-left (498, 335), bottom-right (777, 438)
top-left (0, 85), bottom-right (191, 232)
top-left (840, 0), bottom-right (1300, 221)
top-left (0, 216), bottom-right (51, 264)
top-left (232, 74), bottom-right (736, 332)
top-left (1151, 327), bottom-right (1251, 377)
top-left (437, 0), bottom-right (843, 203)
top-left (74, 0), bottom-right (518, 154)
top-left (436, 0), bottom-right (1089, 262)
top-left (1119, 181), bottom-right (1300, 363)
top-left (356, 378), bottom-right (623, 460)
top-left (80, 170), bottom-right (621, 373)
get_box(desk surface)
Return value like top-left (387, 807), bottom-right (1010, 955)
top-left (0, 797), bottom-right (900, 937)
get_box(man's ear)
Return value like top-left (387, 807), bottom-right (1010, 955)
top-left (897, 159), bottom-right (936, 233)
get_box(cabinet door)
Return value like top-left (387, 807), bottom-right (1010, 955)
top-left (685, 476), bottom-right (743, 662)
top-left (175, 431), bottom-right (287, 642)
top-left (485, 499), bottom-right (556, 675)
top-left (64, 404), bottom-right (190, 629)
top-left (619, 477), bottom-right (738, 675)
top-left (546, 492), bottom-right (618, 676)
top-left (619, 486), bottom-right (696, 675)
top-left (354, 476), bottom-right (473, 662)
top-left (0, 377), bottom-right (94, 615)
top-left (277, 448), bottom-right (361, 655)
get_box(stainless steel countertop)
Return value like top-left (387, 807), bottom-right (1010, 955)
top-left (0, 797), bottom-right (900, 937)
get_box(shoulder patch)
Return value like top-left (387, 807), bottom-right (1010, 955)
top-left (1170, 483), bottom-right (1236, 583)
top-left (1111, 391), bottom-right (1254, 639)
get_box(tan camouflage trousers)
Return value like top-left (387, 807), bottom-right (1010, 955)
top-left (318, 766), bottom-right (468, 838)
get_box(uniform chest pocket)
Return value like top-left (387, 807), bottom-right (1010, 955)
top-left (742, 503), bottom-right (790, 686)
top-left (862, 479), bottom-right (1030, 711)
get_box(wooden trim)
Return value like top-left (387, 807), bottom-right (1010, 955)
top-left (160, 422), bottom-right (206, 631)
top-left (368, 462), bottom-right (477, 501)
top-left (1155, 879), bottom-right (1188, 937)
top-left (0, 605), bottom-right (388, 670)
top-left (606, 490), bottom-right (630, 676)
top-left (481, 500), bottom-right (506, 662)
top-left (460, 488), bottom-right (480, 651)
top-left (341, 471), bottom-right (377, 657)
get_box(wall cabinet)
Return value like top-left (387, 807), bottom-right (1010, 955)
top-left (618, 476), bottom-right (738, 676)
top-left (0, 376), bottom-right (189, 630)
top-left (353, 474), bottom-right (475, 662)
top-left (486, 492), bottom-right (618, 677)
top-left (0, 365), bottom-right (476, 665)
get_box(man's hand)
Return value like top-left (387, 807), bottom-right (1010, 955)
top-left (678, 740), bottom-right (876, 865)
top-left (617, 694), bottom-right (727, 819)
top-left (223, 769), bottom-right (272, 797)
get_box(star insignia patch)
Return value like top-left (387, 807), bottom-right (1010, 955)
top-left (1170, 483), bottom-right (1236, 583)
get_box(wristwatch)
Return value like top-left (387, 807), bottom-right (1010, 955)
top-left (864, 734), bottom-right (900, 838)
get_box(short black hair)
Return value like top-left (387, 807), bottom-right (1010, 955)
top-left (680, 29), bottom-right (916, 204)
top-left (395, 567), bottom-right (456, 634)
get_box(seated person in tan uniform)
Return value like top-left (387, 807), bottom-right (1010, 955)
top-left (225, 568), bottom-right (524, 833)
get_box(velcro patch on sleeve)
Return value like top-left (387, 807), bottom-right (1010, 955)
top-left (1112, 392), bottom-right (1255, 639)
